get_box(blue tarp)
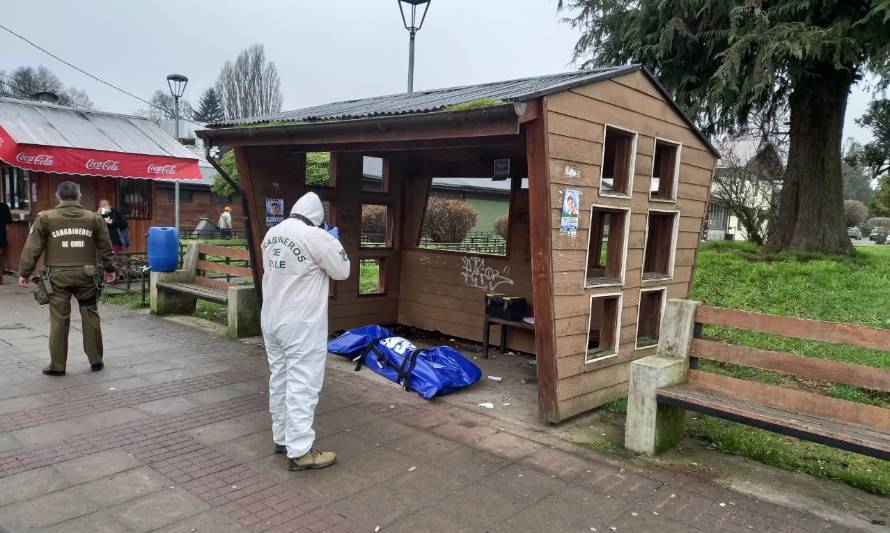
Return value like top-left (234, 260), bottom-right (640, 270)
top-left (328, 325), bottom-right (482, 399)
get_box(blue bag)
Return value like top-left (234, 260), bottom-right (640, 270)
top-left (328, 325), bottom-right (482, 399)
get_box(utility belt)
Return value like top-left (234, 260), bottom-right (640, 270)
top-left (32, 264), bottom-right (103, 305)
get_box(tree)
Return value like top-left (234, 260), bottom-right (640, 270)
top-left (844, 200), bottom-right (869, 228)
top-left (557, 1), bottom-right (890, 255)
top-left (842, 143), bottom-right (875, 204)
top-left (0, 65), bottom-right (92, 108)
top-left (135, 90), bottom-right (194, 124)
top-left (215, 43), bottom-right (283, 120)
top-left (710, 143), bottom-right (780, 246)
top-left (874, 178), bottom-right (890, 216)
top-left (211, 150), bottom-right (239, 198)
top-left (193, 87), bottom-right (225, 124)
top-left (848, 100), bottom-right (890, 182)
top-left (62, 88), bottom-right (93, 109)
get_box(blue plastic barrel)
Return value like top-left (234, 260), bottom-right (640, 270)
top-left (147, 227), bottom-right (179, 272)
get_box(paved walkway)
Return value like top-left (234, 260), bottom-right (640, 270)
top-left (0, 281), bottom-right (859, 532)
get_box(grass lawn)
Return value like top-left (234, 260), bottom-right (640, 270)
top-left (359, 259), bottom-right (382, 294)
top-left (680, 241), bottom-right (890, 495)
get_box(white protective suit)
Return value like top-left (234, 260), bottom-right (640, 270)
top-left (260, 192), bottom-right (350, 458)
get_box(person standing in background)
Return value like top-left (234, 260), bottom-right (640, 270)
top-left (97, 199), bottom-right (128, 253)
top-left (0, 198), bottom-right (12, 284)
top-left (218, 206), bottom-right (233, 239)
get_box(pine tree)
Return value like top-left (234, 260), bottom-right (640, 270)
top-left (558, 0), bottom-right (890, 254)
top-left (193, 87), bottom-right (225, 124)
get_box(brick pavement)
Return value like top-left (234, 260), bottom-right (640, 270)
top-left (0, 282), bottom-right (870, 532)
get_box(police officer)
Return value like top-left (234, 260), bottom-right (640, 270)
top-left (18, 181), bottom-right (116, 376)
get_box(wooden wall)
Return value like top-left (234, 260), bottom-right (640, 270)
top-left (398, 185), bottom-right (534, 352)
top-left (235, 147), bottom-right (403, 331)
top-left (1, 171), bottom-right (243, 271)
top-left (544, 70), bottom-right (717, 420)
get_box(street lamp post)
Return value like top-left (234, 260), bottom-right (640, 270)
top-left (397, 0), bottom-right (431, 94)
top-left (166, 74), bottom-right (188, 234)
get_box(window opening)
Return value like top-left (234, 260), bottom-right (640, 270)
top-left (306, 152), bottom-right (333, 187)
top-left (636, 289), bottom-right (665, 348)
top-left (586, 293), bottom-right (622, 362)
top-left (118, 178), bottom-right (152, 220)
top-left (359, 258), bottom-right (384, 295)
top-left (361, 204), bottom-right (391, 248)
top-left (600, 126), bottom-right (635, 195)
top-left (417, 178), bottom-right (509, 255)
top-left (2, 165), bottom-right (30, 213)
top-left (586, 206), bottom-right (628, 286)
top-left (643, 211), bottom-right (677, 279)
top-left (362, 156), bottom-right (387, 192)
top-left (651, 140), bottom-right (679, 200)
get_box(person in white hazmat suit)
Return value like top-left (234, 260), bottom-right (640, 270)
top-left (261, 192), bottom-right (350, 471)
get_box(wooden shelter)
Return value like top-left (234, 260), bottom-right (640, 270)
top-left (198, 65), bottom-right (718, 422)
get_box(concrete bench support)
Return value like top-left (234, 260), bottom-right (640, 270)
top-left (624, 299), bottom-right (698, 455)
top-left (227, 285), bottom-right (260, 338)
top-left (150, 270), bottom-right (197, 316)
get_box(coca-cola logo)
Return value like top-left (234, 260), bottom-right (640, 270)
top-left (16, 153), bottom-right (55, 166)
top-left (86, 159), bottom-right (121, 171)
top-left (147, 163), bottom-right (177, 175)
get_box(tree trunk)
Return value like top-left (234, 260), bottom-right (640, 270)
top-left (766, 64), bottom-right (854, 255)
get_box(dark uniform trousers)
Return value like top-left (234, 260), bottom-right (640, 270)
top-left (47, 267), bottom-right (103, 371)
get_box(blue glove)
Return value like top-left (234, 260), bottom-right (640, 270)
top-left (326, 226), bottom-right (340, 240)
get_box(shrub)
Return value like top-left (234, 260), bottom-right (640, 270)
top-left (361, 204), bottom-right (387, 235)
top-left (494, 213), bottom-right (509, 239)
top-left (844, 200), bottom-right (869, 227)
top-left (422, 197), bottom-right (477, 243)
top-left (306, 152), bottom-right (331, 186)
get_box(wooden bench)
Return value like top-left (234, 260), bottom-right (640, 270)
top-left (625, 299), bottom-right (890, 460)
top-left (482, 316), bottom-right (535, 358)
top-left (150, 242), bottom-right (260, 338)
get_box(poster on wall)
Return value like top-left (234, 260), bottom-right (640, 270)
top-left (265, 198), bottom-right (285, 227)
top-left (559, 188), bottom-right (580, 236)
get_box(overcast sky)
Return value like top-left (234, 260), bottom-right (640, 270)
top-left (0, 0), bottom-right (876, 144)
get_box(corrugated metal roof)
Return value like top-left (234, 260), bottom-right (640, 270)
top-left (0, 96), bottom-right (198, 159)
top-left (212, 66), bottom-right (639, 127)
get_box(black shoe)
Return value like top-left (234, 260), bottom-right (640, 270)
top-left (91, 362), bottom-right (104, 372)
top-left (274, 444), bottom-right (287, 455)
top-left (42, 368), bottom-right (65, 376)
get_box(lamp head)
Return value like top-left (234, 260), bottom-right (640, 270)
top-left (166, 73), bottom-right (189, 98)
top-left (398, 0), bottom-right (431, 32)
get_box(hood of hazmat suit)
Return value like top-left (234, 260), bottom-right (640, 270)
top-left (260, 191), bottom-right (351, 459)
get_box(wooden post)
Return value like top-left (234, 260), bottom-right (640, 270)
top-left (525, 100), bottom-right (560, 423)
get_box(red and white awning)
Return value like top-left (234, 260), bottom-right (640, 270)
top-left (0, 124), bottom-right (201, 181)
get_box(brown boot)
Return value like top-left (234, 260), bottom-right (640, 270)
top-left (288, 449), bottom-right (336, 471)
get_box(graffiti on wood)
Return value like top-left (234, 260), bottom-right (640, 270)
top-left (461, 256), bottom-right (514, 291)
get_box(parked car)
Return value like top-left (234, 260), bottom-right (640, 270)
top-left (848, 227), bottom-right (862, 239)
top-left (870, 227), bottom-right (886, 241)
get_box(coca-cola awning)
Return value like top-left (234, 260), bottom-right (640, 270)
top-left (0, 97), bottom-right (202, 181)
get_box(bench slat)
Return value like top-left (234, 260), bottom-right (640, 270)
top-left (198, 243), bottom-right (250, 261)
top-left (686, 370), bottom-right (890, 432)
top-left (696, 305), bottom-right (890, 352)
top-left (156, 281), bottom-right (228, 304)
top-left (196, 260), bottom-right (253, 279)
top-left (691, 339), bottom-right (890, 393)
top-left (657, 384), bottom-right (890, 460)
top-left (192, 276), bottom-right (232, 293)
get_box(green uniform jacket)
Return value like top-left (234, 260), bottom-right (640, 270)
top-left (19, 200), bottom-right (116, 278)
